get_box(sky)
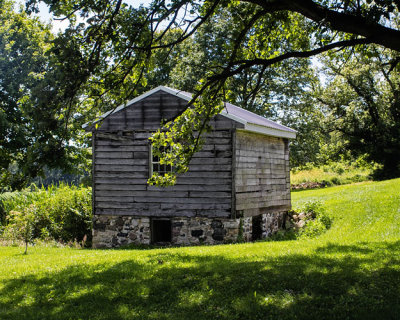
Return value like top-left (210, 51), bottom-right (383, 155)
top-left (17, 0), bottom-right (151, 33)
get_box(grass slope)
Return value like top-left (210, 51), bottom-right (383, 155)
top-left (1, 179), bottom-right (400, 320)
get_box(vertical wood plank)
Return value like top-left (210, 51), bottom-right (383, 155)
top-left (92, 132), bottom-right (96, 216)
top-left (231, 129), bottom-right (236, 219)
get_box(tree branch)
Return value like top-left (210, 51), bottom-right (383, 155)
top-left (209, 38), bottom-right (371, 81)
top-left (243, 0), bottom-right (400, 52)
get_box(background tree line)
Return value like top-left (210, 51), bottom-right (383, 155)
top-left (1, 0), bottom-right (400, 190)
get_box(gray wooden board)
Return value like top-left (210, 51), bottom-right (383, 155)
top-left (95, 208), bottom-right (231, 218)
top-left (95, 151), bottom-right (134, 159)
top-left (147, 184), bottom-right (231, 192)
top-left (96, 158), bottom-right (146, 165)
top-left (234, 130), bottom-right (291, 214)
top-left (95, 164), bottom-right (146, 172)
top-left (95, 172), bottom-right (147, 179)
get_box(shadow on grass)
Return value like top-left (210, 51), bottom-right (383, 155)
top-left (1, 241), bottom-right (400, 320)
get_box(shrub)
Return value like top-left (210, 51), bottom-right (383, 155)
top-left (297, 201), bottom-right (332, 239)
top-left (0, 189), bottom-right (42, 225)
top-left (0, 184), bottom-right (92, 246)
top-left (268, 201), bottom-right (332, 241)
top-left (3, 206), bottom-right (36, 254)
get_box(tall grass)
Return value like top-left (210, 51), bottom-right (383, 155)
top-left (0, 187), bottom-right (43, 225)
top-left (0, 184), bottom-right (92, 244)
top-left (291, 159), bottom-right (376, 187)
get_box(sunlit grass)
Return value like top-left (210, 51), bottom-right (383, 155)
top-left (291, 164), bottom-right (373, 186)
top-left (1, 179), bottom-right (399, 319)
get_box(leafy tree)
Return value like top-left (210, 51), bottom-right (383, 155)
top-left (0, 0), bottom-right (91, 190)
top-left (317, 47), bottom-right (400, 178)
top-left (4, 206), bottom-right (36, 254)
top-left (0, 0), bottom-right (52, 189)
top-left (23, 0), bottom-right (400, 184)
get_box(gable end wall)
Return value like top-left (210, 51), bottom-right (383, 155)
top-left (234, 130), bottom-right (291, 217)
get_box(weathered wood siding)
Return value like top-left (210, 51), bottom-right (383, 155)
top-left (234, 130), bottom-right (291, 217)
top-left (98, 91), bottom-right (187, 131)
top-left (97, 91), bottom-right (242, 132)
top-left (93, 92), bottom-right (243, 218)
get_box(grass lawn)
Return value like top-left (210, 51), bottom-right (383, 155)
top-left (1, 179), bottom-right (400, 320)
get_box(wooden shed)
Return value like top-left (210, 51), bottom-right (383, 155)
top-left (84, 86), bottom-right (296, 247)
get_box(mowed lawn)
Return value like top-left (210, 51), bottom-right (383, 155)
top-left (1, 179), bottom-right (399, 320)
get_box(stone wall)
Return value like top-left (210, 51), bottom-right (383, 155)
top-left (261, 212), bottom-right (286, 238)
top-left (92, 215), bottom-right (150, 248)
top-left (92, 212), bottom-right (286, 248)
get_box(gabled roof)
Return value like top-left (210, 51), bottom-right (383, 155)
top-left (83, 86), bottom-right (296, 139)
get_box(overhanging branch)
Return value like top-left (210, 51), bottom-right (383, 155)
top-left (209, 38), bottom-right (371, 81)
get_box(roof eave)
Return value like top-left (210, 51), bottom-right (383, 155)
top-left (220, 110), bottom-right (296, 139)
top-left (242, 123), bottom-right (297, 139)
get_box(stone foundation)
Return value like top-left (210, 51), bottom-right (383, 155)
top-left (92, 212), bottom-right (286, 248)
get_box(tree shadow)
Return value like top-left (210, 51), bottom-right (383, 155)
top-left (1, 240), bottom-right (400, 320)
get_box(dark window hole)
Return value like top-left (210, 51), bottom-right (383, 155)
top-left (152, 219), bottom-right (172, 244)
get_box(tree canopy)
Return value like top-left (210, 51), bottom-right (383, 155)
top-left (0, 0), bottom-right (91, 190)
top-left (7, 0), bottom-right (400, 185)
top-left (317, 46), bottom-right (400, 178)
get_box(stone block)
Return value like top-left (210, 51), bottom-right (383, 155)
top-left (191, 230), bottom-right (204, 237)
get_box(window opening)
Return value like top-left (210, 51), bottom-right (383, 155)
top-left (150, 144), bottom-right (174, 176)
top-left (151, 219), bottom-right (172, 243)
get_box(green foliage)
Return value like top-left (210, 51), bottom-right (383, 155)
top-left (0, 188), bottom-right (42, 225)
top-left (317, 46), bottom-right (400, 179)
top-left (237, 218), bottom-right (244, 243)
top-left (297, 201), bottom-right (332, 238)
top-left (0, 179), bottom-right (400, 319)
top-left (0, 1), bottom-right (92, 191)
top-left (291, 157), bottom-right (376, 188)
top-left (0, 184), bottom-right (92, 244)
top-left (3, 206), bottom-right (36, 254)
top-left (269, 201), bottom-right (332, 241)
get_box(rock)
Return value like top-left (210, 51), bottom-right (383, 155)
top-left (94, 223), bottom-right (106, 232)
top-left (116, 217), bottom-right (124, 227)
top-left (112, 236), bottom-right (118, 246)
top-left (106, 224), bottom-right (117, 231)
top-left (191, 230), bottom-right (204, 237)
top-left (212, 228), bottom-right (226, 241)
top-left (173, 222), bottom-right (184, 227)
top-left (117, 232), bottom-right (128, 237)
top-left (211, 220), bottom-right (223, 229)
top-left (129, 233), bottom-right (137, 240)
top-left (298, 212), bottom-right (306, 220)
top-left (295, 220), bottom-right (305, 229)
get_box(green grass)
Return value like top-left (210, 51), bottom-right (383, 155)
top-left (291, 162), bottom-right (373, 187)
top-left (1, 179), bottom-right (400, 320)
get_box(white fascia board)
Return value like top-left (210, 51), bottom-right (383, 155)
top-left (242, 123), bottom-right (297, 139)
top-left (220, 110), bottom-right (296, 138)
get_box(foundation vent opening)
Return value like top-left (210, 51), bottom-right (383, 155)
top-left (152, 218), bottom-right (172, 244)
top-left (252, 215), bottom-right (263, 241)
